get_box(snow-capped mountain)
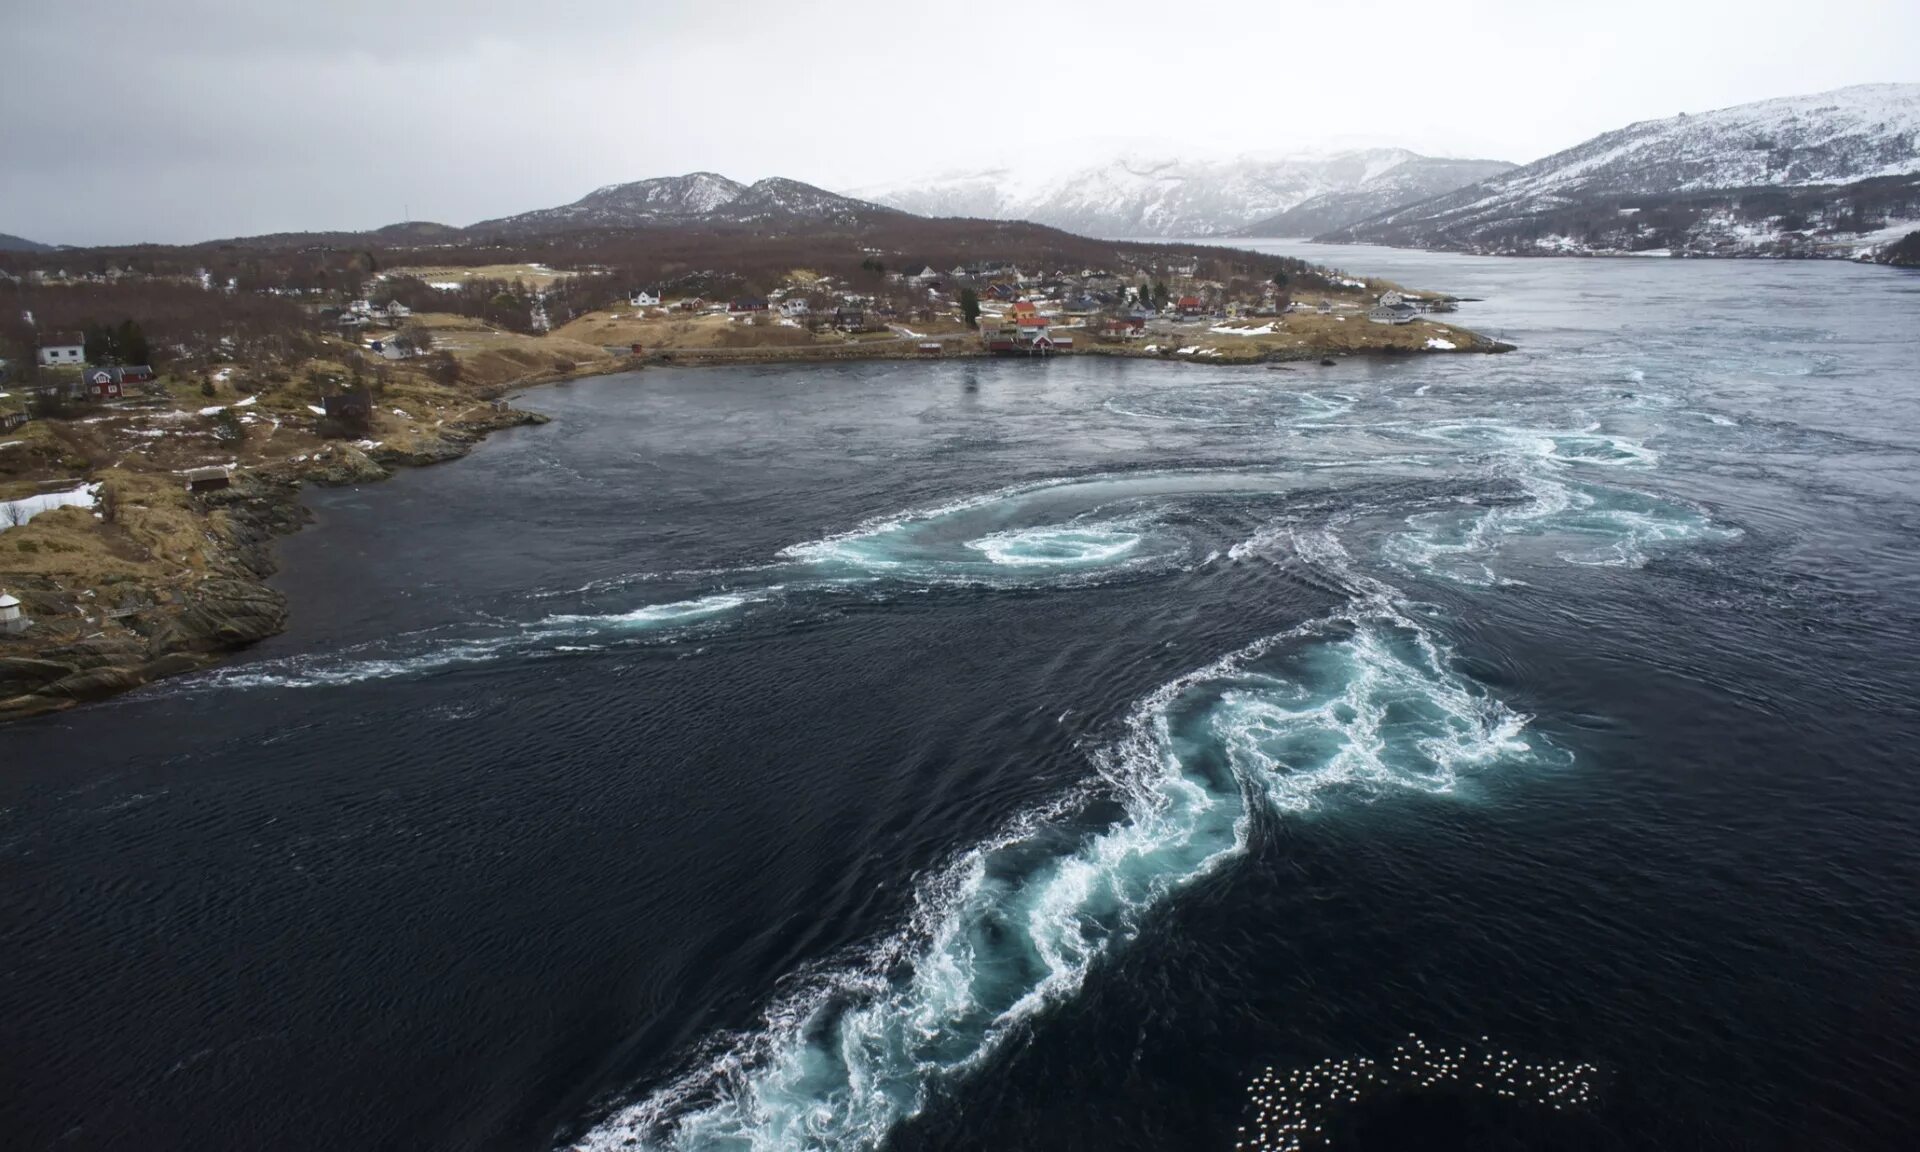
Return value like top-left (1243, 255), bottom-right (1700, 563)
top-left (1329, 84), bottom-right (1920, 258)
top-left (853, 149), bottom-right (1513, 238)
top-left (703, 177), bottom-right (903, 226)
top-left (468, 174), bottom-right (899, 236)
top-left (1235, 156), bottom-right (1518, 236)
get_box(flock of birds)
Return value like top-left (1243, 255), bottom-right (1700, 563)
top-left (1237, 1034), bottom-right (1598, 1151)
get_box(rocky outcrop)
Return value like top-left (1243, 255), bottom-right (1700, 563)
top-left (0, 657), bottom-right (74, 697)
top-left (0, 402), bottom-right (552, 724)
top-left (144, 579), bottom-right (289, 652)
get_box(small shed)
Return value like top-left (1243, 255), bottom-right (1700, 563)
top-left (184, 466), bottom-right (232, 493)
top-left (322, 391), bottom-right (374, 423)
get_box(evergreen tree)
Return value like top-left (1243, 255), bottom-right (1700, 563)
top-left (116, 319), bottom-right (149, 365)
top-left (959, 287), bottom-right (981, 328)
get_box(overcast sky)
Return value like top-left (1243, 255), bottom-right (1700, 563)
top-left (6, 0), bottom-right (1917, 246)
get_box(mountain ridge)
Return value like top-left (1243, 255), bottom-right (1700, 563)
top-left (1326, 83), bottom-right (1920, 258)
top-left (467, 173), bottom-right (902, 237)
top-left (853, 148), bottom-right (1516, 238)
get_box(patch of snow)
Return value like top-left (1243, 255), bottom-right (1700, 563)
top-left (198, 404), bottom-right (227, 416)
top-left (1209, 322), bottom-right (1276, 335)
top-left (430, 281), bottom-right (462, 291)
top-left (1424, 337), bottom-right (1457, 350)
top-left (307, 404), bottom-right (327, 416)
top-left (233, 395), bottom-right (257, 407)
top-left (1, 483), bottom-right (99, 533)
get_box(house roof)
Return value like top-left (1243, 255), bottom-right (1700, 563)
top-left (0, 594), bottom-right (19, 609)
top-left (1015, 314), bottom-right (1050, 327)
top-left (1012, 300), bottom-right (1037, 314)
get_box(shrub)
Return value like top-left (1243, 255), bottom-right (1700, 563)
top-left (211, 408), bottom-right (246, 443)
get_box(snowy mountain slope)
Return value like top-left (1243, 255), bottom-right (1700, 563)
top-left (705, 178), bottom-right (904, 226)
top-left (467, 173), bottom-right (899, 236)
top-left (1235, 156), bottom-right (1517, 236)
top-left (853, 149), bottom-right (1512, 238)
top-left (1330, 84), bottom-right (1920, 257)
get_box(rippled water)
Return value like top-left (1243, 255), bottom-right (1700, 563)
top-left (4, 248), bottom-right (1919, 1152)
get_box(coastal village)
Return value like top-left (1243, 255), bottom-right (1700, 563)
top-left (0, 253), bottom-right (1500, 717)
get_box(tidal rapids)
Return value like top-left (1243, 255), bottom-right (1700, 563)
top-left (4, 247), bottom-right (1918, 1151)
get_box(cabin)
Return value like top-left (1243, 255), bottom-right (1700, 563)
top-left (728, 296), bottom-right (768, 313)
top-left (1101, 317), bottom-right (1147, 338)
top-left (833, 308), bottom-right (867, 331)
top-left (322, 390), bottom-right (374, 426)
top-left (1176, 295), bottom-right (1205, 317)
top-left (778, 299), bottom-right (810, 318)
top-left (629, 289), bottom-right (662, 308)
top-left (183, 466), bottom-right (232, 493)
top-left (119, 364), bottom-right (154, 385)
top-left (80, 367), bottom-right (123, 400)
top-left (37, 339), bottom-right (84, 367)
top-left (1367, 302), bottom-right (1418, 325)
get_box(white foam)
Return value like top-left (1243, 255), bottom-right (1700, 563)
top-left (1385, 423), bottom-right (1734, 584)
top-left (542, 591), bottom-right (765, 628)
top-left (570, 530), bottom-right (1551, 1152)
top-left (965, 524), bottom-right (1143, 567)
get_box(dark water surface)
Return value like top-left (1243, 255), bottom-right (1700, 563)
top-left (4, 247), bottom-right (1920, 1151)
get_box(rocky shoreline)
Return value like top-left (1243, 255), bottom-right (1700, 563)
top-left (0, 405), bottom-right (546, 721)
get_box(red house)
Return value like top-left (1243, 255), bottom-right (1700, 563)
top-left (1176, 295), bottom-right (1205, 316)
top-left (81, 367), bottom-right (123, 400)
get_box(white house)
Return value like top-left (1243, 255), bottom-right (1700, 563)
top-left (37, 341), bottom-right (84, 367)
top-left (629, 289), bottom-right (662, 308)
